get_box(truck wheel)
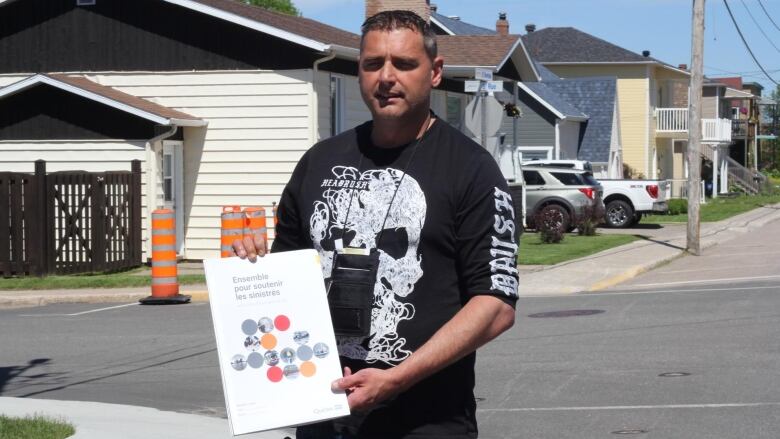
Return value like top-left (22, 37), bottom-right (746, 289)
top-left (539, 204), bottom-right (570, 233)
top-left (605, 200), bottom-right (634, 228)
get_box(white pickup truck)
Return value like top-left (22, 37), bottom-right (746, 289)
top-left (521, 160), bottom-right (669, 228)
top-left (597, 178), bottom-right (669, 228)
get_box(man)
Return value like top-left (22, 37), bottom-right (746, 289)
top-left (234, 10), bottom-right (518, 438)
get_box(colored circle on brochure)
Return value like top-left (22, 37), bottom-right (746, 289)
top-left (267, 366), bottom-right (283, 383)
top-left (300, 361), bottom-right (316, 377)
top-left (275, 315), bottom-right (290, 331)
top-left (297, 345), bottom-right (313, 361)
top-left (241, 319), bottom-right (257, 335)
top-left (261, 333), bottom-right (277, 350)
top-left (247, 352), bottom-right (264, 369)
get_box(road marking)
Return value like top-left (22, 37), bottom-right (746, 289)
top-left (477, 402), bottom-right (780, 412)
top-left (19, 302), bottom-right (139, 317)
top-left (520, 285), bottom-right (776, 298)
top-left (629, 274), bottom-right (780, 288)
top-left (657, 263), bottom-right (780, 275)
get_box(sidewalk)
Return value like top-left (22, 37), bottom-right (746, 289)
top-left (1, 204), bottom-right (779, 439)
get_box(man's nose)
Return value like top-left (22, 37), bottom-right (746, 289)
top-left (379, 61), bottom-right (397, 83)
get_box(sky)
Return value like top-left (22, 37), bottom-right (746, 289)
top-left (295, 0), bottom-right (780, 95)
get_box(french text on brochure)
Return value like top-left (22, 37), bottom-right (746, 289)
top-left (231, 272), bottom-right (283, 301)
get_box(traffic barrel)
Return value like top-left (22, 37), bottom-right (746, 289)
top-left (243, 206), bottom-right (267, 244)
top-left (221, 205), bottom-right (244, 258)
top-left (140, 209), bottom-right (191, 305)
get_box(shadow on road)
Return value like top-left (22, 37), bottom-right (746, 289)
top-left (0, 358), bottom-right (51, 395)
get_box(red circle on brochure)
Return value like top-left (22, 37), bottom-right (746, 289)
top-left (267, 366), bottom-right (283, 382)
top-left (275, 315), bottom-right (290, 331)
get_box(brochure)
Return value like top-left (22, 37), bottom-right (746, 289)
top-left (204, 249), bottom-right (350, 435)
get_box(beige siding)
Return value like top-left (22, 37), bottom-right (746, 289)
top-left (547, 64), bottom-right (650, 177)
top-left (86, 70), bottom-right (319, 260)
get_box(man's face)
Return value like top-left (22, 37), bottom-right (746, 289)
top-left (359, 28), bottom-right (443, 121)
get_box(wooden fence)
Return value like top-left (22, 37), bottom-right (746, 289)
top-left (0, 160), bottom-right (142, 277)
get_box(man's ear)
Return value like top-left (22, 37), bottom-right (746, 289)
top-left (431, 56), bottom-right (444, 87)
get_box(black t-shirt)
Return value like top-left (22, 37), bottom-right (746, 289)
top-left (273, 118), bottom-right (519, 438)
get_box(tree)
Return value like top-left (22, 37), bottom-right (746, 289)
top-left (243, 0), bottom-right (300, 16)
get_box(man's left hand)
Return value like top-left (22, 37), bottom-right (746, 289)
top-left (331, 367), bottom-right (403, 412)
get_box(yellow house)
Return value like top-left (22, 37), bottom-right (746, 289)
top-left (522, 27), bottom-right (708, 183)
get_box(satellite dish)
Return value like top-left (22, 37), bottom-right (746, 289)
top-left (464, 95), bottom-right (504, 139)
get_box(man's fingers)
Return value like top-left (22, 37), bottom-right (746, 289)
top-left (332, 369), bottom-right (361, 392)
top-left (253, 232), bottom-right (267, 257)
top-left (231, 238), bottom-right (247, 259)
top-left (241, 236), bottom-right (258, 262)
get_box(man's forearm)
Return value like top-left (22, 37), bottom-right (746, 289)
top-left (387, 295), bottom-right (515, 393)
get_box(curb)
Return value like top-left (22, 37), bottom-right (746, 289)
top-left (586, 251), bottom-right (684, 292)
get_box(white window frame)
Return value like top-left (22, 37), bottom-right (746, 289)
top-left (330, 75), bottom-right (346, 136)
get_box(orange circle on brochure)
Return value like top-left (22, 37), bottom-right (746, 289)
top-left (267, 366), bottom-right (283, 382)
top-left (261, 333), bottom-right (277, 349)
top-left (275, 315), bottom-right (290, 331)
top-left (300, 361), bottom-right (316, 377)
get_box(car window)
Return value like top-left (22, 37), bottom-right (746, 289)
top-left (522, 170), bottom-right (546, 185)
top-left (550, 172), bottom-right (582, 186)
top-left (582, 172), bottom-right (599, 186)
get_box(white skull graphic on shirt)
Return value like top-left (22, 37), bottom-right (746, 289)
top-left (310, 166), bottom-right (426, 365)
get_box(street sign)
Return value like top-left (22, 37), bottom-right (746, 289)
top-left (464, 80), bottom-right (481, 93)
top-left (464, 95), bottom-right (504, 139)
top-left (475, 68), bottom-right (493, 81)
top-left (484, 80), bottom-right (504, 93)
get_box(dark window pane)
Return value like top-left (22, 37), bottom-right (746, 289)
top-left (582, 172), bottom-right (600, 186)
top-left (522, 170), bottom-right (546, 185)
top-left (550, 172), bottom-right (582, 185)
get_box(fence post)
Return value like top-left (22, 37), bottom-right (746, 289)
top-left (34, 160), bottom-right (48, 276)
top-left (131, 160), bottom-right (142, 265)
top-left (91, 173), bottom-right (106, 272)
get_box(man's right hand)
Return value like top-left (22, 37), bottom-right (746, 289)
top-left (232, 233), bottom-right (268, 262)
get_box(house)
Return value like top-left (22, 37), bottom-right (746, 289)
top-left (518, 72), bottom-right (623, 178)
top-left (0, 0), bottom-right (537, 261)
top-left (521, 26), bottom-right (724, 184)
top-left (428, 10), bottom-right (623, 178)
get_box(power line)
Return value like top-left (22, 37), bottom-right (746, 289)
top-left (740, 0), bottom-right (780, 54)
top-left (722, 0), bottom-right (780, 86)
top-left (757, 0), bottom-right (780, 34)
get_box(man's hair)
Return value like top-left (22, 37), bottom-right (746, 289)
top-left (361, 10), bottom-right (438, 61)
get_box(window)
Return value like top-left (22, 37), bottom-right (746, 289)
top-left (446, 95), bottom-right (463, 131)
top-left (330, 76), bottom-right (345, 136)
top-left (163, 152), bottom-right (173, 202)
top-left (522, 170), bottom-right (546, 185)
top-left (550, 172), bottom-right (582, 186)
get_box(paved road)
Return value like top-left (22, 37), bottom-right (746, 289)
top-left (1, 219), bottom-right (778, 438)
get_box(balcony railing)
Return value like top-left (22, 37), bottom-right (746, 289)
top-left (654, 108), bottom-right (732, 142)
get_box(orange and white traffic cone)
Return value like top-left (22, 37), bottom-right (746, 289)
top-left (140, 209), bottom-right (190, 305)
top-left (221, 206), bottom-right (243, 258)
top-left (243, 206), bottom-right (267, 244)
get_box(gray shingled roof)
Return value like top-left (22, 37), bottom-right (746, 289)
top-left (522, 27), bottom-right (655, 63)
top-left (544, 77), bottom-right (618, 163)
top-left (520, 82), bottom-right (587, 119)
top-left (534, 61), bottom-right (561, 81)
top-left (430, 12), bottom-right (497, 35)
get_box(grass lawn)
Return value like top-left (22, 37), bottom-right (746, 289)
top-left (0, 415), bottom-right (74, 439)
top-left (519, 232), bottom-right (639, 265)
top-left (643, 193), bottom-right (780, 224)
top-left (0, 267), bottom-right (205, 290)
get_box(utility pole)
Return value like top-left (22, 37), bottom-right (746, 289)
top-left (687, 0), bottom-right (705, 256)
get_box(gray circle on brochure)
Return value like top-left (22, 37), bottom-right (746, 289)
top-left (241, 319), bottom-right (258, 335)
top-left (247, 352), bottom-right (264, 368)
top-left (297, 345), bottom-right (313, 361)
top-left (284, 365), bottom-right (300, 379)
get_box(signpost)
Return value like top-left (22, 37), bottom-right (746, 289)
top-left (465, 68), bottom-right (503, 149)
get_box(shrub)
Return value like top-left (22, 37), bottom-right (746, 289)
top-left (667, 198), bottom-right (688, 215)
top-left (575, 204), bottom-right (599, 236)
top-left (534, 208), bottom-right (565, 244)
